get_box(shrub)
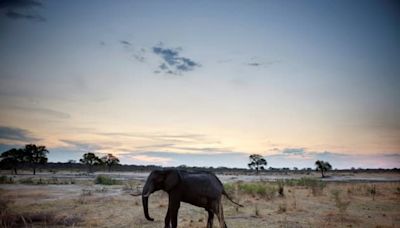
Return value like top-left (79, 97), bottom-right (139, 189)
top-left (331, 189), bottom-right (350, 218)
top-left (277, 180), bottom-right (285, 197)
top-left (0, 176), bottom-right (14, 184)
top-left (367, 185), bottom-right (376, 200)
top-left (238, 182), bottom-right (277, 199)
top-left (277, 202), bottom-right (287, 213)
top-left (19, 178), bottom-right (35, 184)
top-left (94, 175), bottom-right (119, 185)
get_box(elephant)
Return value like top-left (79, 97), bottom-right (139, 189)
top-left (138, 168), bottom-right (243, 228)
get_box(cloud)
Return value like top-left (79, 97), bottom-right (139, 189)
top-left (0, 0), bottom-right (42, 9)
top-left (120, 40), bottom-right (131, 46)
top-left (0, 0), bottom-right (45, 21)
top-left (248, 62), bottom-right (261, 67)
top-left (152, 45), bottom-right (200, 75)
top-left (60, 139), bottom-right (104, 152)
top-left (11, 105), bottom-right (70, 119)
top-left (5, 9), bottom-right (45, 21)
top-left (127, 154), bottom-right (172, 165)
top-left (126, 151), bottom-right (248, 167)
top-left (246, 59), bottom-right (281, 67)
top-left (119, 40), bottom-right (146, 62)
top-left (0, 126), bottom-right (39, 142)
top-left (282, 148), bottom-right (306, 155)
top-left (266, 148), bottom-right (400, 169)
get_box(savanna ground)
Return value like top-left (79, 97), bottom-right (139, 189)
top-left (0, 171), bottom-right (399, 227)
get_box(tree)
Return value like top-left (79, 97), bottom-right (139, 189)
top-left (0, 148), bottom-right (25, 174)
top-left (24, 144), bottom-right (49, 175)
top-left (315, 160), bottom-right (332, 178)
top-left (80, 152), bottom-right (102, 173)
top-left (248, 154), bottom-right (267, 174)
top-left (101, 153), bottom-right (120, 172)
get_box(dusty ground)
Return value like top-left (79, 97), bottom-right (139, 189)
top-left (0, 172), bottom-right (399, 227)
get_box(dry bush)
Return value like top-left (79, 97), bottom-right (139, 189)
top-left (367, 184), bottom-right (377, 200)
top-left (277, 201), bottom-right (287, 214)
top-left (331, 189), bottom-right (351, 220)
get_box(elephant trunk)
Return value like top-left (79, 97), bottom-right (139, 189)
top-left (142, 180), bottom-right (154, 221)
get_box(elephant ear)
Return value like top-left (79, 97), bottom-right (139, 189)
top-left (164, 169), bottom-right (181, 191)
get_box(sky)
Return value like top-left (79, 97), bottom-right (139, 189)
top-left (0, 0), bottom-right (399, 169)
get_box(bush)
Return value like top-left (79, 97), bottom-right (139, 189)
top-left (284, 177), bottom-right (325, 196)
top-left (94, 175), bottom-right (119, 185)
top-left (331, 189), bottom-right (350, 218)
top-left (0, 176), bottom-right (14, 184)
top-left (238, 182), bottom-right (277, 199)
top-left (19, 177), bottom-right (35, 184)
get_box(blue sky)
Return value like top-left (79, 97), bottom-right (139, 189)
top-left (0, 0), bottom-right (399, 169)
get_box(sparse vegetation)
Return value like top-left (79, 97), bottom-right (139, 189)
top-left (367, 184), bottom-right (377, 200)
top-left (94, 175), bottom-right (120, 185)
top-left (0, 175), bottom-right (14, 184)
top-left (331, 189), bottom-right (351, 220)
top-left (0, 172), bottom-right (399, 227)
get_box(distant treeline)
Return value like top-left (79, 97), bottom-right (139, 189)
top-left (3, 162), bottom-right (399, 174)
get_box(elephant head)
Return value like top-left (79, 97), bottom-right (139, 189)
top-left (142, 169), bottom-right (182, 221)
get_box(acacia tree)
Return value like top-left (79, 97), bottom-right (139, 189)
top-left (315, 160), bottom-right (332, 178)
top-left (248, 154), bottom-right (267, 174)
top-left (0, 148), bottom-right (25, 174)
top-left (80, 152), bottom-right (102, 173)
top-left (101, 153), bottom-right (120, 172)
top-left (24, 144), bottom-right (49, 175)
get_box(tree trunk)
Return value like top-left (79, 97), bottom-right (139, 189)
top-left (321, 169), bottom-right (325, 178)
top-left (33, 167), bottom-right (36, 175)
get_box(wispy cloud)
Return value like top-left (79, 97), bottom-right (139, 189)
top-left (5, 10), bottom-right (45, 21)
top-left (10, 105), bottom-right (70, 119)
top-left (152, 44), bottom-right (200, 75)
top-left (0, 0), bottom-right (45, 21)
top-left (120, 40), bottom-right (131, 46)
top-left (0, 0), bottom-right (43, 9)
top-left (127, 154), bottom-right (172, 165)
top-left (124, 151), bottom-right (248, 167)
top-left (0, 126), bottom-right (39, 142)
top-left (266, 148), bottom-right (400, 169)
top-left (246, 57), bottom-right (281, 67)
top-left (119, 40), bottom-right (146, 62)
top-left (281, 148), bottom-right (306, 155)
top-left (60, 139), bottom-right (104, 152)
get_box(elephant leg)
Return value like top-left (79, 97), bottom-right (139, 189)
top-left (164, 208), bottom-right (170, 228)
top-left (207, 209), bottom-right (214, 228)
top-left (168, 196), bottom-right (180, 228)
top-left (216, 201), bottom-right (227, 228)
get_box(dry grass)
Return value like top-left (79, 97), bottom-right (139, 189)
top-left (0, 179), bottom-right (399, 227)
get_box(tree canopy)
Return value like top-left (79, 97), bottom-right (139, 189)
top-left (315, 160), bottom-right (332, 178)
top-left (101, 153), bottom-right (120, 172)
top-left (0, 148), bottom-right (25, 174)
top-left (248, 154), bottom-right (267, 174)
top-left (0, 144), bottom-right (49, 175)
top-left (80, 152), bottom-right (102, 173)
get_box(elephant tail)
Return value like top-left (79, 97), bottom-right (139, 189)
top-left (222, 190), bottom-right (243, 207)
